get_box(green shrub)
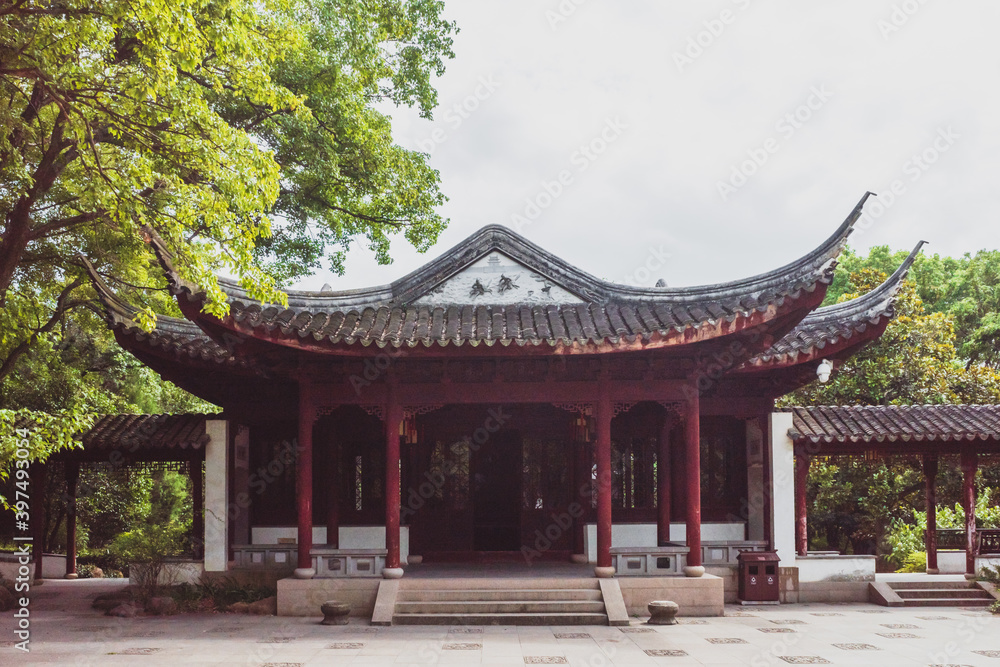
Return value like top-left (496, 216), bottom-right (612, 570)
top-left (109, 521), bottom-right (187, 598)
top-left (78, 552), bottom-right (128, 576)
top-left (897, 551), bottom-right (927, 573)
top-left (885, 489), bottom-right (1000, 570)
top-left (979, 564), bottom-right (1000, 585)
top-left (886, 518), bottom-right (925, 568)
top-left (199, 576), bottom-right (275, 609)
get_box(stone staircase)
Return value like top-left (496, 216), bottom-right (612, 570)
top-left (871, 580), bottom-right (997, 607)
top-left (373, 577), bottom-right (629, 626)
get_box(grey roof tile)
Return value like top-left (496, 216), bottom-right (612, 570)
top-left (789, 405), bottom-right (1000, 443)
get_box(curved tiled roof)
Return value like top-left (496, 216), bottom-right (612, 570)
top-left (788, 405), bottom-right (1000, 444)
top-left (226, 298), bottom-right (805, 348)
top-left (80, 414), bottom-right (211, 451)
top-left (81, 256), bottom-right (256, 370)
top-left (743, 241), bottom-right (925, 368)
top-left (143, 193), bottom-right (875, 349)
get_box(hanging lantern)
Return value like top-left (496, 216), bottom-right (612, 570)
top-left (573, 407), bottom-right (594, 443)
top-left (399, 413), bottom-right (418, 445)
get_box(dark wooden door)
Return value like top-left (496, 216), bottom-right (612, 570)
top-left (472, 430), bottom-right (522, 551)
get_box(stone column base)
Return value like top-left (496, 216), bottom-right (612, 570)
top-left (293, 567), bottom-right (316, 579)
top-left (683, 565), bottom-right (705, 578)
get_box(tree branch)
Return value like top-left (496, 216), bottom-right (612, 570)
top-left (0, 277), bottom-right (87, 383)
top-left (28, 211), bottom-right (102, 240)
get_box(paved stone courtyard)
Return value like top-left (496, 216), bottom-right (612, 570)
top-left (3, 579), bottom-right (999, 665)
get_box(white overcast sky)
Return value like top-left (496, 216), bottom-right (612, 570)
top-left (294, 0), bottom-right (1000, 291)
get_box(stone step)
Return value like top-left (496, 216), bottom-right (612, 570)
top-left (392, 612), bottom-right (610, 626)
top-left (396, 600), bottom-right (606, 614)
top-left (886, 581), bottom-right (979, 590)
top-left (398, 577), bottom-right (601, 591)
top-left (896, 588), bottom-right (992, 600)
top-left (900, 597), bottom-right (993, 607)
top-left (398, 589), bottom-right (603, 602)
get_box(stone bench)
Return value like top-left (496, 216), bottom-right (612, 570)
top-left (611, 546), bottom-right (689, 576)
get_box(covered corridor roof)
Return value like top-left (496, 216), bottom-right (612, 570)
top-left (788, 405), bottom-right (1000, 446)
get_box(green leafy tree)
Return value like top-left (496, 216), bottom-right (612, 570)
top-left (828, 246), bottom-right (1000, 368)
top-left (789, 267), bottom-right (1000, 406)
top-left (0, 0), bottom-right (457, 468)
top-left (786, 252), bottom-right (1000, 562)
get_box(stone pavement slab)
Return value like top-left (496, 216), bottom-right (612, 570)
top-left (2, 580), bottom-right (999, 665)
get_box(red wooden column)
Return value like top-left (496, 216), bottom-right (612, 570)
top-left (657, 413), bottom-right (673, 546)
top-left (191, 457), bottom-right (204, 560)
top-left (294, 380), bottom-right (316, 578)
top-left (65, 461), bottom-right (79, 579)
top-left (571, 438), bottom-right (589, 560)
top-left (961, 447), bottom-right (978, 578)
top-left (684, 392), bottom-right (703, 576)
top-left (795, 453), bottom-right (810, 557)
top-left (383, 386), bottom-right (404, 578)
top-left (923, 455), bottom-right (939, 574)
top-left (594, 389), bottom-right (614, 578)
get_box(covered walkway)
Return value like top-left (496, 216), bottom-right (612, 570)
top-left (788, 404), bottom-right (1000, 576)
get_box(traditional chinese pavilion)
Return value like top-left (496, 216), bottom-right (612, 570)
top-left (73, 192), bottom-right (944, 619)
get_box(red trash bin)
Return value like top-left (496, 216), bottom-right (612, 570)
top-left (737, 551), bottom-right (780, 604)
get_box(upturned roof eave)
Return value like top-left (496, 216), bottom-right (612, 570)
top-left (144, 192), bottom-right (872, 312)
top-left (735, 239), bottom-right (923, 372)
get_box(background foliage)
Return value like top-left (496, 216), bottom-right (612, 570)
top-left (783, 245), bottom-right (1000, 568)
top-left (0, 0), bottom-right (457, 472)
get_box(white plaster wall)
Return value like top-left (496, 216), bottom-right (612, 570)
top-left (251, 526), bottom-right (409, 562)
top-left (204, 419), bottom-right (229, 572)
top-left (936, 550), bottom-right (967, 574)
top-left (933, 553), bottom-right (1000, 574)
top-left (131, 560), bottom-right (205, 585)
top-left (0, 555), bottom-right (33, 582)
top-left (412, 252), bottom-right (583, 305)
top-left (583, 522), bottom-right (746, 564)
top-left (769, 412), bottom-right (796, 567)
top-left (795, 555), bottom-right (876, 582)
top-left (977, 556), bottom-right (1000, 574)
top-left (41, 554), bottom-right (66, 578)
